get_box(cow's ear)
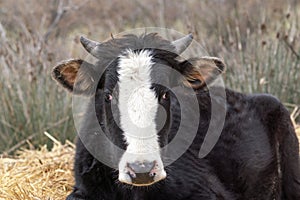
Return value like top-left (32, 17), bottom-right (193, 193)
top-left (52, 59), bottom-right (97, 95)
top-left (180, 56), bottom-right (226, 89)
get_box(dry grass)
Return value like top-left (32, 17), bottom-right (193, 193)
top-left (296, 128), bottom-right (300, 141)
top-left (291, 107), bottom-right (300, 144)
top-left (0, 134), bottom-right (74, 200)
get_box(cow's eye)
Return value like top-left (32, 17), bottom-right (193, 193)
top-left (105, 93), bottom-right (113, 102)
top-left (161, 91), bottom-right (169, 101)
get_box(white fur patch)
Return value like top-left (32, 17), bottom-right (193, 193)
top-left (117, 50), bottom-right (160, 154)
top-left (117, 50), bottom-right (167, 185)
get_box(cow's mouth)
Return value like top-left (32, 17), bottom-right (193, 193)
top-left (131, 172), bottom-right (155, 185)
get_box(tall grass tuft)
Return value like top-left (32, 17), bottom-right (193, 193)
top-left (188, 0), bottom-right (300, 105)
top-left (0, 26), bottom-right (75, 154)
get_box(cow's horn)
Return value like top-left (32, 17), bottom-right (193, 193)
top-left (80, 36), bottom-right (101, 58)
top-left (172, 33), bottom-right (193, 54)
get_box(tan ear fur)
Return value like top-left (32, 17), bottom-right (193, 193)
top-left (183, 57), bottom-right (226, 89)
top-left (52, 59), bottom-right (83, 92)
top-left (52, 59), bottom-right (96, 95)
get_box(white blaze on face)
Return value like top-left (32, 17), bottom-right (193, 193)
top-left (118, 50), bottom-right (159, 154)
top-left (117, 50), bottom-right (166, 184)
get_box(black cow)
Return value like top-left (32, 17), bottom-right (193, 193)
top-left (52, 33), bottom-right (300, 200)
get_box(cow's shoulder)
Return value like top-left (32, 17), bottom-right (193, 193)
top-left (250, 93), bottom-right (281, 111)
top-left (248, 93), bottom-right (289, 121)
top-left (225, 89), bottom-right (285, 116)
top-left (223, 90), bottom-right (291, 141)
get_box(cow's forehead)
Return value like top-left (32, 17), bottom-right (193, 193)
top-left (94, 33), bottom-right (176, 60)
top-left (103, 50), bottom-right (175, 94)
top-left (95, 33), bottom-right (181, 95)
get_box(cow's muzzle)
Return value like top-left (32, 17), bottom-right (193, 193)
top-left (119, 160), bottom-right (167, 186)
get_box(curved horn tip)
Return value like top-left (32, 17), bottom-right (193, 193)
top-left (172, 33), bottom-right (194, 54)
top-left (79, 36), bottom-right (87, 45)
top-left (80, 36), bottom-right (96, 49)
top-left (79, 36), bottom-right (102, 58)
top-left (187, 33), bottom-right (193, 39)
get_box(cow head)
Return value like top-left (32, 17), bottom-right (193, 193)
top-left (52, 33), bottom-right (225, 186)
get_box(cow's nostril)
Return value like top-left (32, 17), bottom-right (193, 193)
top-left (128, 170), bottom-right (136, 179)
top-left (149, 172), bottom-right (156, 177)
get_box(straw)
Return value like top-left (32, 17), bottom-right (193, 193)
top-left (0, 133), bottom-right (74, 200)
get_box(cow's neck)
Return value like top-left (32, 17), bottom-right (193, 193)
top-left (132, 190), bottom-right (148, 200)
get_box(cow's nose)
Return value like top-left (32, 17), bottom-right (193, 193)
top-left (126, 161), bottom-right (159, 185)
top-left (128, 161), bottom-right (155, 174)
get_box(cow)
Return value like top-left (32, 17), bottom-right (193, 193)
top-left (52, 32), bottom-right (300, 200)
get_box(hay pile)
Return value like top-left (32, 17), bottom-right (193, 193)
top-left (0, 133), bottom-right (74, 200)
top-left (291, 107), bottom-right (300, 148)
top-left (295, 126), bottom-right (300, 146)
